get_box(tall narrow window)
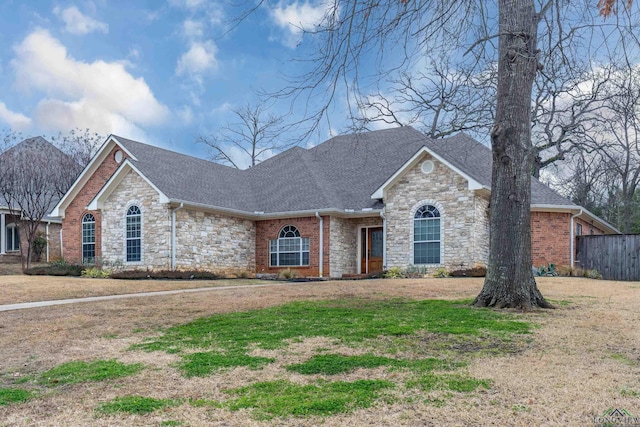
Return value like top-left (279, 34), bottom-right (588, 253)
top-left (413, 205), bottom-right (441, 264)
top-left (82, 213), bottom-right (96, 263)
top-left (126, 205), bottom-right (141, 262)
top-left (269, 225), bottom-right (310, 267)
top-left (6, 223), bottom-right (19, 252)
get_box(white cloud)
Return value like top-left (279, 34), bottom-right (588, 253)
top-left (176, 41), bottom-right (218, 76)
top-left (0, 101), bottom-right (31, 130)
top-left (182, 19), bottom-right (204, 39)
top-left (271, 1), bottom-right (330, 48)
top-left (11, 29), bottom-right (169, 136)
top-left (176, 105), bottom-right (194, 125)
top-left (53, 6), bottom-right (109, 35)
top-left (169, 0), bottom-right (206, 10)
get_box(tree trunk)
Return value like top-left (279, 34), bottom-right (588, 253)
top-left (473, 0), bottom-right (552, 309)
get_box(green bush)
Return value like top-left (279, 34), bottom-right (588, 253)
top-left (81, 267), bottom-right (111, 278)
top-left (32, 233), bottom-right (47, 262)
top-left (384, 267), bottom-right (405, 278)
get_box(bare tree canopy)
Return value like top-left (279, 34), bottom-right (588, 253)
top-left (197, 103), bottom-right (294, 169)
top-left (231, 0), bottom-right (637, 308)
top-left (0, 128), bottom-right (102, 269)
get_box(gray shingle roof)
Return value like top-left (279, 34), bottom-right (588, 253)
top-left (110, 126), bottom-right (575, 214)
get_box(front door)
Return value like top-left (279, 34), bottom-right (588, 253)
top-left (361, 227), bottom-right (384, 274)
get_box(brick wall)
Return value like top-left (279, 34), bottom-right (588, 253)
top-left (61, 145), bottom-right (126, 263)
top-left (9, 218), bottom-right (61, 261)
top-left (255, 216), bottom-right (330, 277)
top-left (531, 211), bottom-right (571, 266)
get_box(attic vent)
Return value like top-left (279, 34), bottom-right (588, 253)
top-left (421, 160), bottom-right (434, 175)
top-left (114, 150), bottom-right (123, 163)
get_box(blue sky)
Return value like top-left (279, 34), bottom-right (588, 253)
top-left (0, 0), bottom-right (341, 165)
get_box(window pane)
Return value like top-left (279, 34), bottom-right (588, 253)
top-left (302, 237), bottom-right (310, 251)
top-left (270, 253), bottom-right (278, 266)
top-left (414, 242), bottom-right (440, 264)
top-left (302, 251), bottom-right (309, 266)
top-left (127, 239), bottom-right (141, 262)
top-left (279, 238), bottom-right (300, 252)
top-left (279, 252), bottom-right (300, 266)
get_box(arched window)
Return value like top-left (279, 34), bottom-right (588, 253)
top-left (82, 213), bottom-right (96, 264)
top-left (126, 205), bottom-right (142, 262)
top-left (413, 205), bottom-right (441, 264)
top-left (6, 223), bottom-right (19, 252)
top-left (270, 225), bottom-right (310, 266)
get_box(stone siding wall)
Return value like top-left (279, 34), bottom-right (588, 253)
top-left (385, 153), bottom-right (483, 270)
top-left (101, 170), bottom-right (171, 269)
top-left (329, 216), bottom-right (382, 277)
top-left (174, 208), bottom-right (255, 274)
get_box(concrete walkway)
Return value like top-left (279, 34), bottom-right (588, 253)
top-left (0, 282), bottom-right (297, 312)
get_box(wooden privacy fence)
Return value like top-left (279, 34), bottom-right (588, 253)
top-left (576, 235), bottom-right (640, 281)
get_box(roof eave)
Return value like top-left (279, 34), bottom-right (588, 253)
top-left (531, 204), bottom-right (620, 234)
top-left (87, 160), bottom-right (169, 210)
top-left (371, 146), bottom-right (484, 199)
top-left (51, 135), bottom-right (136, 218)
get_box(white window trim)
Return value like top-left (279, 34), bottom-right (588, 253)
top-left (5, 222), bottom-right (19, 252)
top-left (81, 213), bottom-right (96, 264)
top-left (124, 201), bottom-right (143, 264)
top-left (269, 226), bottom-right (310, 267)
top-left (410, 200), bottom-right (444, 266)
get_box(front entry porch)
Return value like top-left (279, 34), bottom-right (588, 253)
top-left (359, 226), bottom-right (384, 274)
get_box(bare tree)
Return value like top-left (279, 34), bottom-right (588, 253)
top-left (0, 138), bottom-right (71, 269)
top-left (580, 63), bottom-right (640, 233)
top-left (353, 56), bottom-right (496, 140)
top-left (233, 0), bottom-right (635, 308)
top-left (197, 103), bottom-right (293, 169)
top-left (51, 128), bottom-right (104, 196)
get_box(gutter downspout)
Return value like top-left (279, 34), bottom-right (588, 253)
top-left (380, 208), bottom-right (387, 270)
top-left (315, 212), bottom-right (323, 277)
top-left (60, 228), bottom-right (63, 259)
top-left (171, 203), bottom-right (184, 271)
top-left (46, 222), bottom-right (50, 263)
top-left (570, 208), bottom-right (583, 268)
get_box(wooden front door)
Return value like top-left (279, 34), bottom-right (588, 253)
top-left (361, 227), bottom-right (384, 274)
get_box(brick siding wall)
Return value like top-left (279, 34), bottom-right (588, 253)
top-left (531, 211), bottom-right (571, 266)
top-left (61, 145), bottom-right (126, 263)
top-left (255, 216), bottom-right (330, 277)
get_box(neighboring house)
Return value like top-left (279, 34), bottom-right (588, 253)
top-left (0, 137), bottom-right (64, 262)
top-left (51, 127), bottom-right (617, 276)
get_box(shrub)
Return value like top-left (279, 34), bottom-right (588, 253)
top-left (404, 265), bottom-right (430, 278)
top-left (24, 263), bottom-right (84, 277)
top-left (449, 266), bottom-right (487, 277)
top-left (585, 269), bottom-right (602, 280)
top-left (432, 267), bottom-right (449, 278)
top-left (32, 232), bottom-right (47, 262)
top-left (81, 267), bottom-right (111, 278)
top-left (110, 270), bottom-right (221, 280)
top-left (278, 268), bottom-right (297, 280)
top-left (384, 267), bottom-right (405, 278)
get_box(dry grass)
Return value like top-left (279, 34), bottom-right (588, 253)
top-left (0, 277), bottom-right (639, 426)
top-left (0, 275), bottom-right (267, 305)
